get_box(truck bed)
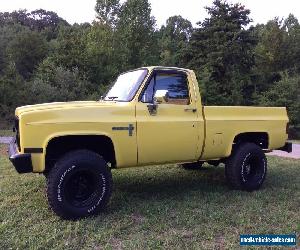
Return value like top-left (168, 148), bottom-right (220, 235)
top-left (200, 106), bottom-right (289, 160)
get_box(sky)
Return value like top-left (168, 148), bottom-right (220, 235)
top-left (1, 0), bottom-right (300, 28)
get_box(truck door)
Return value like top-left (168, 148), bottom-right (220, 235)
top-left (136, 70), bottom-right (202, 165)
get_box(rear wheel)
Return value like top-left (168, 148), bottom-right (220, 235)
top-left (225, 143), bottom-right (267, 191)
top-left (46, 150), bottom-right (112, 219)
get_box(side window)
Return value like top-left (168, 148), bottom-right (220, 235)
top-left (141, 72), bottom-right (190, 105)
top-left (141, 77), bottom-right (155, 103)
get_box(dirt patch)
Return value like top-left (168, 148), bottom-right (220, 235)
top-left (0, 144), bottom-right (8, 157)
top-left (215, 234), bottom-right (225, 249)
top-left (130, 212), bottom-right (145, 224)
top-left (109, 237), bottom-right (123, 250)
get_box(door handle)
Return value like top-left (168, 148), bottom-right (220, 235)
top-left (184, 108), bottom-right (197, 112)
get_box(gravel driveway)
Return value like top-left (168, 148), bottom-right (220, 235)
top-left (0, 136), bottom-right (13, 144)
top-left (0, 136), bottom-right (299, 159)
top-left (267, 143), bottom-right (300, 159)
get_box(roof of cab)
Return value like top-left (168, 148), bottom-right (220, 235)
top-left (139, 66), bottom-right (193, 72)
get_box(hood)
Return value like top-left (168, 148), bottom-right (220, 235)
top-left (15, 101), bottom-right (116, 117)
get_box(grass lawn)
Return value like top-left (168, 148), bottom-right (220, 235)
top-left (0, 129), bottom-right (14, 137)
top-left (0, 143), bottom-right (299, 249)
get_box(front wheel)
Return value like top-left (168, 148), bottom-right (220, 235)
top-left (46, 150), bottom-right (112, 219)
top-left (225, 143), bottom-right (267, 191)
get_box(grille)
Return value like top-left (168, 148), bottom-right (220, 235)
top-left (14, 117), bottom-right (20, 151)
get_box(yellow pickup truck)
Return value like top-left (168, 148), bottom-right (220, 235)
top-left (9, 66), bottom-right (291, 219)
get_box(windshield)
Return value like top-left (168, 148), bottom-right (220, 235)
top-left (105, 69), bottom-right (148, 101)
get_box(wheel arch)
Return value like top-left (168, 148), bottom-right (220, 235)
top-left (231, 132), bottom-right (269, 153)
top-left (44, 134), bottom-right (116, 173)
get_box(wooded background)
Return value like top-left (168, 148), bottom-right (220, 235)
top-left (0, 0), bottom-right (299, 133)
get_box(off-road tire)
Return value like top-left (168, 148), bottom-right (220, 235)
top-left (225, 143), bottom-right (267, 191)
top-left (46, 150), bottom-right (112, 219)
top-left (181, 162), bottom-right (203, 170)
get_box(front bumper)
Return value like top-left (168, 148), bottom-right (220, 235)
top-left (8, 140), bottom-right (33, 173)
top-left (277, 142), bottom-right (293, 153)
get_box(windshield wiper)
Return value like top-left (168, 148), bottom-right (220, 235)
top-left (107, 96), bottom-right (119, 100)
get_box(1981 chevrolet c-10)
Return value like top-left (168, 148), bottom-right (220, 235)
top-left (8, 66), bottom-right (292, 219)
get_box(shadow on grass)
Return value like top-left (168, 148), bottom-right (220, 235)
top-left (103, 158), bottom-right (299, 216)
top-left (116, 165), bottom-right (226, 192)
top-left (105, 165), bottom-right (235, 214)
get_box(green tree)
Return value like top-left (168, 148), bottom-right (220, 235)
top-left (1, 4), bottom-right (300, 130)
top-left (282, 14), bottom-right (300, 73)
top-left (95, 0), bottom-right (121, 27)
top-left (0, 9), bottom-right (68, 40)
top-left (184, 0), bottom-right (256, 105)
top-left (258, 72), bottom-right (300, 125)
top-left (0, 23), bottom-right (28, 75)
top-left (159, 15), bottom-right (193, 66)
top-left (0, 63), bottom-right (24, 125)
top-left (252, 15), bottom-right (300, 106)
top-left (8, 29), bottom-right (48, 79)
top-left (252, 19), bottom-right (285, 93)
top-left (85, 23), bottom-right (120, 85)
top-left (26, 61), bottom-right (95, 103)
top-left (50, 23), bottom-right (90, 77)
top-left (116, 0), bottom-right (157, 68)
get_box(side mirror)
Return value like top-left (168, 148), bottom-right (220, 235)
top-left (147, 90), bottom-right (168, 115)
top-left (154, 90), bottom-right (169, 104)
